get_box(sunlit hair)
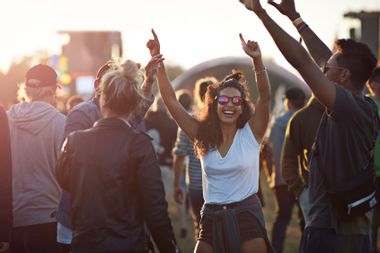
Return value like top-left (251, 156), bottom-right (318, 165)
top-left (100, 59), bottom-right (144, 116)
top-left (193, 76), bottom-right (218, 111)
top-left (334, 39), bottom-right (377, 90)
top-left (194, 71), bottom-right (254, 156)
top-left (17, 83), bottom-right (56, 102)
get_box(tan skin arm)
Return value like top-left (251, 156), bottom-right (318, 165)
top-left (141, 55), bottom-right (164, 98)
top-left (172, 154), bottom-right (186, 204)
top-left (267, 0), bottom-right (332, 67)
top-left (239, 0), bottom-right (336, 110)
top-left (240, 34), bottom-right (271, 143)
top-left (147, 29), bottom-right (199, 140)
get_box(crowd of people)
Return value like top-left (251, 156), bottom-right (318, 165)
top-left (0, 0), bottom-right (380, 252)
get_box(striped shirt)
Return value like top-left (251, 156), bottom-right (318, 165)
top-left (172, 128), bottom-right (202, 191)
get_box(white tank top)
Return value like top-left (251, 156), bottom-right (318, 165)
top-left (200, 123), bottom-right (261, 204)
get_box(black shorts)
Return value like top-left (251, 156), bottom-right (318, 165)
top-left (198, 208), bottom-right (265, 245)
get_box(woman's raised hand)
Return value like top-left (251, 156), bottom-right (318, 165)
top-left (144, 54), bottom-right (164, 81)
top-left (146, 29), bottom-right (161, 57)
top-left (239, 33), bottom-right (262, 59)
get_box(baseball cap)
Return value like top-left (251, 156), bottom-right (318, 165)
top-left (25, 64), bottom-right (58, 88)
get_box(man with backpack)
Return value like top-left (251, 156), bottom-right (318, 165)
top-left (239, 0), bottom-right (379, 252)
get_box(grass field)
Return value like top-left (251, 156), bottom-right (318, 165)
top-left (168, 173), bottom-right (301, 253)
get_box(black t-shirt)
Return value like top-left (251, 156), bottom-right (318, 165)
top-left (144, 111), bottom-right (178, 166)
top-left (308, 84), bottom-right (379, 234)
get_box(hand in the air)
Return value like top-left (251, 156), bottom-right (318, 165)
top-left (144, 54), bottom-right (165, 81)
top-left (146, 29), bottom-right (160, 57)
top-left (239, 33), bottom-right (261, 59)
top-left (267, 0), bottom-right (299, 20)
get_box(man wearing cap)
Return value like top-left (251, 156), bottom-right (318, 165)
top-left (56, 60), bottom-right (158, 251)
top-left (7, 64), bottom-right (66, 253)
top-left (266, 87), bottom-right (306, 253)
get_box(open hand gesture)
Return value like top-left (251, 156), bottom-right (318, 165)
top-left (239, 0), bottom-right (264, 13)
top-left (144, 54), bottom-right (164, 81)
top-left (267, 0), bottom-right (299, 20)
top-left (239, 33), bottom-right (261, 59)
top-left (146, 29), bottom-right (160, 57)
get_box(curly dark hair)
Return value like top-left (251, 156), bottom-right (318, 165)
top-left (194, 71), bottom-right (254, 156)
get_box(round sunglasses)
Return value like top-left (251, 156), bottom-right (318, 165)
top-left (216, 95), bottom-right (243, 106)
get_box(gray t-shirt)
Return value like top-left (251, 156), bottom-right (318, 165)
top-left (308, 84), bottom-right (379, 235)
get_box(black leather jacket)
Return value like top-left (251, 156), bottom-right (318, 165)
top-left (56, 118), bottom-right (178, 253)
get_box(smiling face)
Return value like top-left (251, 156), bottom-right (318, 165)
top-left (216, 87), bottom-right (243, 126)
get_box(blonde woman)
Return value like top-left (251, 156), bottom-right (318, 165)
top-left (56, 59), bottom-right (180, 253)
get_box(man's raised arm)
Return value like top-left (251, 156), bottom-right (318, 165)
top-left (239, 0), bottom-right (336, 109)
top-left (267, 0), bottom-right (332, 67)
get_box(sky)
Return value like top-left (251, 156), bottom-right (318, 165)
top-left (0, 0), bottom-right (379, 74)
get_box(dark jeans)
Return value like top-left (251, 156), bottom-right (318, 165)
top-left (10, 222), bottom-right (59, 253)
top-left (188, 188), bottom-right (204, 239)
top-left (272, 185), bottom-right (305, 253)
top-left (300, 227), bottom-right (370, 253)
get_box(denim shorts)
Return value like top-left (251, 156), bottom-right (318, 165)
top-left (199, 209), bottom-right (265, 244)
top-left (198, 194), bottom-right (267, 246)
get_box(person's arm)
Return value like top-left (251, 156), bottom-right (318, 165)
top-left (147, 29), bottom-right (199, 140)
top-left (172, 129), bottom-right (189, 204)
top-left (141, 61), bottom-right (156, 99)
top-left (132, 134), bottom-right (179, 253)
top-left (260, 139), bottom-right (274, 183)
top-left (127, 56), bottom-right (162, 127)
top-left (281, 115), bottom-right (304, 197)
top-left (128, 97), bottom-right (153, 128)
top-left (172, 154), bottom-right (186, 204)
top-left (267, 0), bottom-right (332, 67)
top-left (240, 0), bottom-right (336, 110)
top-left (240, 34), bottom-right (271, 142)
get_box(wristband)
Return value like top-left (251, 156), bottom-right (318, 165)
top-left (292, 17), bottom-right (304, 27)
